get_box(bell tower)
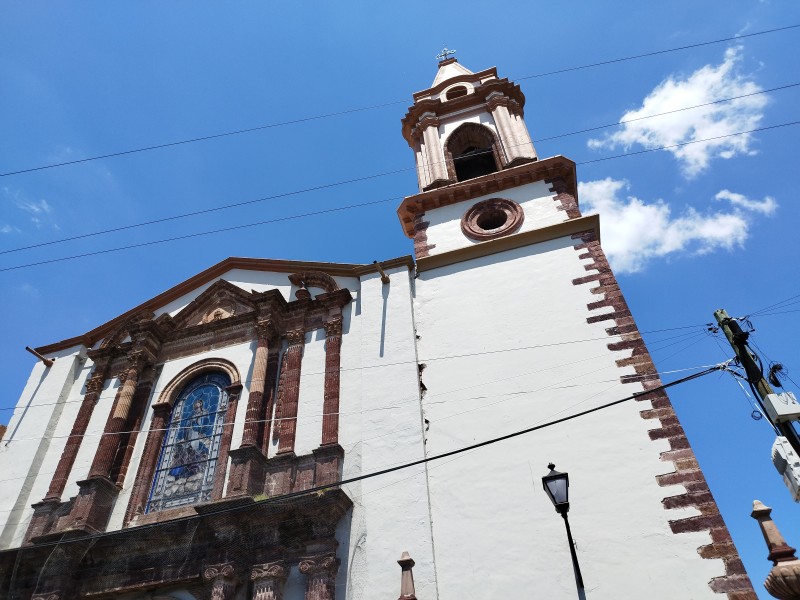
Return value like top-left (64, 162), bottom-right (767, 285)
top-left (401, 55), bottom-right (538, 192)
top-left (398, 55), bottom-right (579, 259)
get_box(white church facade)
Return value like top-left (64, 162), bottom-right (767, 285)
top-left (0, 58), bottom-right (756, 600)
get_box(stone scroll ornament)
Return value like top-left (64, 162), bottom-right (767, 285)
top-left (203, 563), bottom-right (237, 600)
top-left (251, 561), bottom-right (289, 600)
top-left (299, 554), bottom-right (339, 600)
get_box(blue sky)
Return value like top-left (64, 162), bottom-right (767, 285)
top-left (1, 2), bottom-right (799, 595)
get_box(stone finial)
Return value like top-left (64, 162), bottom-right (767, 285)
top-left (397, 551), bottom-right (417, 600)
top-left (751, 500), bottom-right (800, 599)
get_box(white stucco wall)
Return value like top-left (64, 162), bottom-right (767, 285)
top-left (333, 266), bottom-right (437, 600)
top-left (0, 346), bottom-right (87, 548)
top-left (413, 237), bottom-right (720, 599)
top-left (422, 180), bottom-right (565, 256)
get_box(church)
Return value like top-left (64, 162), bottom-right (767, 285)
top-left (0, 57), bottom-right (756, 599)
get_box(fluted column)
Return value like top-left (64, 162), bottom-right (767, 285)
top-left (251, 561), bottom-right (288, 600)
top-left (487, 92), bottom-right (535, 166)
top-left (203, 563), bottom-right (238, 600)
top-left (124, 401), bottom-right (171, 522)
top-left (321, 317), bottom-right (342, 446)
top-left (419, 113), bottom-right (449, 185)
top-left (277, 329), bottom-right (305, 455)
top-left (89, 351), bottom-right (148, 479)
top-left (299, 554), bottom-right (338, 600)
top-left (242, 320), bottom-right (276, 448)
top-left (44, 358), bottom-right (110, 501)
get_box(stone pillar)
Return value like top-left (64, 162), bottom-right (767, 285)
top-left (751, 500), bottom-right (800, 599)
top-left (203, 563), bottom-right (238, 600)
top-left (299, 554), bottom-right (338, 600)
top-left (242, 320), bottom-right (277, 448)
top-left (43, 358), bottom-right (110, 501)
top-left (277, 329), bottom-right (305, 455)
top-left (124, 401), bottom-right (171, 522)
top-left (419, 113), bottom-right (450, 187)
top-left (212, 383), bottom-right (243, 497)
top-left (88, 350), bottom-right (148, 479)
top-left (251, 561), bottom-right (288, 600)
top-left (397, 551), bottom-right (418, 600)
top-left (487, 92), bottom-right (535, 166)
top-left (321, 317), bottom-right (343, 446)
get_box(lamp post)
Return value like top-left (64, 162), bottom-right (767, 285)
top-left (542, 463), bottom-right (584, 589)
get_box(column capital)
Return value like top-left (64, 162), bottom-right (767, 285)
top-left (84, 376), bottom-right (105, 396)
top-left (203, 562), bottom-right (237, 582)
top-left (299, 553), bottom-right (339, 577)
top-left (256, 319), bottom-right (279, 343)
top-left (286, 329), bottom-right (306, 346)
top-left (324, 317), bottom-right (343, 337)
top-left (418, 112), bottom-right (439, 130)
top-left (251, 560), bottom-right (288, 581)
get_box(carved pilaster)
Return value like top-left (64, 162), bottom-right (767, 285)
top-left (277, 330), bottom-right (305, 455)
top-left (203, 563), bottom-right (238, 600)
top-left (321, 318), bottom-right (343, 446)
top-left (124, 401), bottom-right (171, 523)
top-left (89, 349), bottom-right (151, 479)
top-left (242, 319), bottom-right (278, 448)
top-left (251, 561), bottom-right (288, 600)
top-left (43, 358), bottom-right (110, 501)
top-left (299, 554), bottom-right (339, 600)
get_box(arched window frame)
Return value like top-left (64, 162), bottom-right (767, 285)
top-left (125, 358), bottom-right (241, 523)
top-left (444, 122), bottom-right (505, 182)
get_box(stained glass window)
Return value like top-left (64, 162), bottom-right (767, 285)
top-left (146, 372), bottom-right (230, 513)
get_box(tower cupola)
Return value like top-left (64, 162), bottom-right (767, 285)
top-left (401, 57), bottom-right (538, 192)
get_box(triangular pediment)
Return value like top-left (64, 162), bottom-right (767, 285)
top-left (170, 279), bottom-right (257, 329)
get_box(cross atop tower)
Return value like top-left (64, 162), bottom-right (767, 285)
top-left (436, 47), bottom-right (456, 62)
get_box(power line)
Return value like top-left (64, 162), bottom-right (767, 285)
top-left (515, 24), bottom-right (800, 80)
top-left (2, 24), bottom-right (795, 180)
top-left (0, 326), bottom-right (708, 414)
top-left (0, 363), bottom-right (725, 546)
top-left (3, 81), bottom-right (796, 258)
top-left (2, 119), bottom-right (797, 273)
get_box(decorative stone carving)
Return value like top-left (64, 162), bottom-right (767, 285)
top-left (203, 563), bottom-right (237, 600)
top-left (251, 560), bottom-right (288, 580)
top-left (251, 561), bottom-right (289, 600)
top-left (299, 554), bottom-right (339, 600)
top-left (32, 592), bottom-right (63, 600)
top-left (288, 271), bottom-right (339, 295)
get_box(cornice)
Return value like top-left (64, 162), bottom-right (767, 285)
top-left (416, 214), bottom-right (600, 273)
top-left (35, 256), bottom-right (413, 355)
top-left (402, 78), bottom-right (525, 146)
top-left (412, 66), bottom-right (498, 101)
top-left (396, 155), bottom-right (577, 238)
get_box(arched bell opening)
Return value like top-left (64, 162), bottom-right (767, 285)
top-left (445, 123), bottom-right (504, 183)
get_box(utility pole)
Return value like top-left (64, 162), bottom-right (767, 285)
top-left (714, 308), bottom-right (800, 457)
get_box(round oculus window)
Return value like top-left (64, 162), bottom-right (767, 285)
top-left (461, 198), bottom-right (524, 241)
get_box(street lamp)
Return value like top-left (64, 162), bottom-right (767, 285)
top-left (542, 463), bottom-right (584, 589)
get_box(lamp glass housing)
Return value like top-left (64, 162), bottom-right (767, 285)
top-left (542, 464), bottom-right (570, 513)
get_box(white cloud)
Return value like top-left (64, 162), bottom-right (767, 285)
top-left (588, 47), bottom-right (767, 177)
top-left (715, 189), bottom-right (777, 215)
top-left (1, 224), bottom-right (21, 234)
top-left (16, 198), bottom-right (52, 215)
top-left (579, 178), bottom-right (776, 273)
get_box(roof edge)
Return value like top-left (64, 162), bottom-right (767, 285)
top-left (34, 255), bottom-right (414, 356)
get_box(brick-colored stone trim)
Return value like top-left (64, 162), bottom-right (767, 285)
top-left (571, 230), bottom-right (756, 600)
top-left (412, 213), bottom-right (436, 258)
top-left (546, 176), bottom-right (581, 219)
